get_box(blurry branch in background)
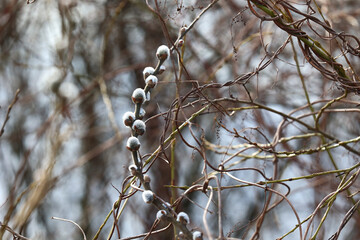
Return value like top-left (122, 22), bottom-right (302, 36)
top-left (0, 221), bottom-right (30, 240)
top-left (0, 89), bottom-right (20, 138)
top-left (97, 0), bottom-right (129, 139)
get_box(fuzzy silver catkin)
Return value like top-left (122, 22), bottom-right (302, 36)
top-left (132, 119), bottom-right (146, 135)
top-left (132, 88), bottom-right (146, 104)
top-left (156, 210), bottom-right (166, 220)
top-left (143, 66), bottom-right (155, 79)
top-left (142, 190), bottom-right (154, 204)
top-left (156, 45), bottom-right (170, 61)
top-left (126, 136), bottom-right (140, 151)
top-left (192, 231), bottom-right (203, 240)
top-left (122, 111), bottom-right (135, 127)
top-left (138, 108), bottom-right (146, 119)
top-left (145, 75), bottom-right (158, 88)
top-left (177, 212), bottom-right (190, 224)
top-left (158, 65), bottom-right (166, 74)
top-left (128, 164), bottom-right (138, 175)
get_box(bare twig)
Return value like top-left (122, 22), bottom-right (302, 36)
top-left (52, 217), bottom-right (87, 240)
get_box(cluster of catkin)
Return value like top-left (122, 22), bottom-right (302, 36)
top-left (122, 40), bottom-right (202, 240)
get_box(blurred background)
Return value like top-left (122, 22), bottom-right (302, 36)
top-left (1, 0), bottom-right (360, 239)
